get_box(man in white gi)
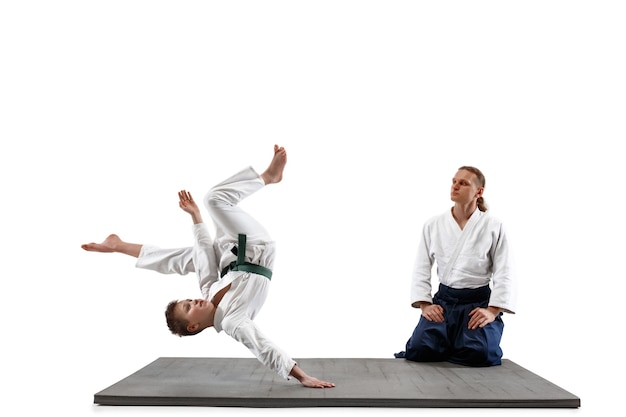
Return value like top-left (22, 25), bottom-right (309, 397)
top-left (82, 145), bottom-right (335, 388)
top-left (395, 166), bottom-right (517, 366)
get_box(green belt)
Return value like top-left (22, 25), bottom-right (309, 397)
top-left (220, 233), bottom-right (273, 280)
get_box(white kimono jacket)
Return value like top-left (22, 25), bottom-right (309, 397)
top-left (410, 208), bottom-right (517, 314)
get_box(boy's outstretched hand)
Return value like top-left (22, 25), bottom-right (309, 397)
top-left (178, 190), bottom-right (203, 224)
top-left (290, 365), bottom-right (335, 389)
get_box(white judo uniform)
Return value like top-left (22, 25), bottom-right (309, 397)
top-left (411, 208), bottom-right (517, 313)
top-left (134, 166), bottom-right (297, 380)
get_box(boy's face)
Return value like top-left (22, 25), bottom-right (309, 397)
top-left (176, 299), bottom-right (210, 332)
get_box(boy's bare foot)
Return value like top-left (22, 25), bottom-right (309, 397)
top-left (81, 234), bottom-right (122, 252)
top-left (260, 145), bottom-right (287, 185)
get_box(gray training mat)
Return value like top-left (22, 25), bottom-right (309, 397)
top-left (94, 357), bottom-right (580, 408)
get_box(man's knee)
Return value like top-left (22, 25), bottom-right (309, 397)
top-left (450, 343), bottom-right (502, 367)
top-left (404, 334), bottom-right (448, 362)
top-left (404, 345), bottom-right (448, 362)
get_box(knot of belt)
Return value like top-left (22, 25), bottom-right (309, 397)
top-left (220, 233), bottom-right (273, 280)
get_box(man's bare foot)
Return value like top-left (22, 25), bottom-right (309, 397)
top-left (81, 234), bottom-right (122, 252)
top-left (260, 145), bottom-right (287, 185)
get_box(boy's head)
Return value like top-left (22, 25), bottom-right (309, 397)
top-left (165, 299), bottom-right (206, 337)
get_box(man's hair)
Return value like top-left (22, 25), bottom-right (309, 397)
top-left (458, 165), bottom-right (488, 212)
top-left (165, 300), bottom-right (200, 337)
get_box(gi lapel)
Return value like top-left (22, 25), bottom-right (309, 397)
top-left (442, 210), bottom-right (488, 282)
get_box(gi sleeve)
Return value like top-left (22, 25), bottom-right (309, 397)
top-left (192, 223), bottom-right (219, 298)
top-left (410, 222), bottom-right (436, 308)
top-left (488, 223), bottom-right (517, 314)
top-left (223, 316), bottom-right (297, 380)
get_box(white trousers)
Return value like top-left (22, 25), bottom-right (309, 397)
top-left (204, 165), bottom-right (270, 245)
top-left (135, 166), bottom-right (273, 296)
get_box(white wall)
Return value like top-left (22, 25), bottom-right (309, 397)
top-left (1, 1), bottom-right (624, 416)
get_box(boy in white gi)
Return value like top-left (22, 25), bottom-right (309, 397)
top-left (395, 166), bottom-right (517, 366)
top-left (82, 145), bottom-right (335, 389)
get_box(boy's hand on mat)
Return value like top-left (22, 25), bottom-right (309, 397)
top-left (290, 365), bottom-right (335, 388)
top-left (421, 303), bottom-right (445, 322)
top-left (468, 307), bottom-right (498, 330)
top-left (300, 375), bottom-right (336, 389)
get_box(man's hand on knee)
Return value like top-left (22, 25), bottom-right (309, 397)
top-left (421, 303), bottom-right (445, 322)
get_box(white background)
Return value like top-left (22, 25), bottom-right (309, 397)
top-left (1, 1), bottom-right (624, 416)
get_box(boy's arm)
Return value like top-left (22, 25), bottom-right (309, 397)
top-left (179, 189), bottom-right (218, 295)
top-left (225, 318), bottom-right (335, 388)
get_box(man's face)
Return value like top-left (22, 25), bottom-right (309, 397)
top-left (450, 169), bottom-right (483, 205)
top-left (176, 298), bottom-right (210, 331)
